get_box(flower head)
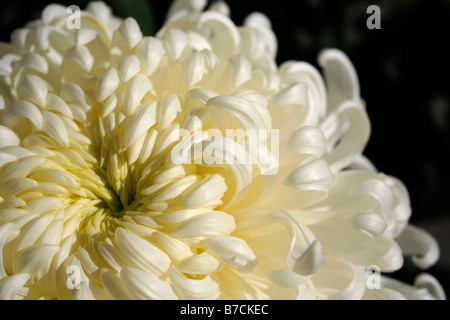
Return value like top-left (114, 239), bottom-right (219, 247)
top-left (0, 0), bottom-right (444, 300)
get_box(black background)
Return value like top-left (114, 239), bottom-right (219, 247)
top-left (1, 0), bottom-right (449, 298)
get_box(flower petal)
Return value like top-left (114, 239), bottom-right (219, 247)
top-left (395, 224), bottom-right (440, 269)
top-left (170, 266), bottom-right (220, 299)
top-left (121, 267), bottom-right (178, 300)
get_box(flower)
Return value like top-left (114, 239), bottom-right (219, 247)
top-left (0, 0), bottom-right (444, 300)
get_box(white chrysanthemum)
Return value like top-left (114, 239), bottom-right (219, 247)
top-left (0, 0), bottom-right (444, 300)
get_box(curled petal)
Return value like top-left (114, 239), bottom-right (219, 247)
top-left (121, 267), bottom-right (178, 300)
top-left (170, 266), bottom-right (220, 300)
top-left (206, 235), bottom-right (258, 273)
top-left (321, 101), bottom-right (371, 173)
top-left (318, 49), bottom-right (360, 111)
top-left (0, 273), bottom-right (30, 300)
top-left (395, 224), bottom-right (440, 269)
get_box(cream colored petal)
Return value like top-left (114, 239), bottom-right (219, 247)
top-left (121, 267), bottom-right (179, 300)
top-left (170, 211), bottom-right (236, 237)
top-left (284, 156), bottom-right (334, 193)
top-left (318, 48), bottom-right (360, 111)
top-left (100, 269), bottom-right (134, 300)
top-left (0, 177), bottom-right (37, 197)
top-left (64, 46), bottom-right (94, 71)
top-left (287, 126), bottom-right (326, 158)
top-left (345, 236), bottom-right (403, 272)
top-left (16, 243), bottom-right (60, 277)
top-left (162, 28), bottom-right (188, 61)
top-left (0, 125), bottom-right (20, 148)
top-left (41, 110), bottom-right (69, 146)
top-left (0, 273), bottom-right (30, 300)
top-left (207, 95), bottom-right (265, 131)
top-left (122, 100), bottom-right (157, 149)
top-left (197, 11), bottom-right (239, 60)
top-left (206, 235), bottom-right (258, 273)
top-left (17, 52), bottom-right (48, 74)
top-left (395, 224), bottom-right (440, 269)
top-left (0, 223), bottom-right (15, 278)
top-left (118, 55), bottom-right (141, 83)
top-left (380, 274), bottom-right (445, 300)
top-left (177, 251), bottom-right (221, 274)
top-left (159, 94), bottom-right (182, 130)
top-left (180, 174), bottom-right (227, 208)
top-left (114, 227), bottom-right (171, 277)
top-left (137, 37), bottom-right (166, 76)
top-left (166, 0), bottom-right (207, 22)
top-left (322, 101), bottom-right (370, 173)
top-left (118, 18), bottom-right (142, 49)
top-left (183, 51), bottom-right (206, 87)
top-left (170, 266), bottom-right (220, 300)
top-left (14, 213), bottom-right (54, 252)
top-left (156, 232), bottom-right (193, 261)
top-left (96, 68), bottom-right (119, 101)
top-left (123, 73), bottom-right (153, 116)
top-left (311, 255), bottom-right (367, 300)
top-left (17, 74), bottom-right (49, 108)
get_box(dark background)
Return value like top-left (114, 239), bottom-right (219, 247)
top-left (1, 0), bottom-right (449, 298)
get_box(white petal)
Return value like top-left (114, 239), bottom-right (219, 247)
top-left (122, 100), bottom-right (157, 149)
top-left (162, 28), bottom-right (188, 61)
top-left (170, 211), bottom-right (236, 237)
top-left (121, 267), bottom-right (178, 300)
top-left (284, 156), bottom-right (335, 193)
top-left (287, 126), bottom-right (326, 158)
top-left (123, 73), bottom-right (153, 116)
top-left (75, 28), bottom-right (98, 47)
top-left (152, 174), bottom-right (199, 203)
top-left (118, 18), bottom-right (142, 48)
top-left (166, 0), bottom-right (207, 22)
top-left (322, 101), bottom-right (371, 173)
top-left (0, 177), bottom-right (37, 197)
top-left (118, 55), bottom-right (141, 83)
top-left (177, 252), bottom-right (221, 274)
top-left (318, 49), bottom-right (360, 111)
top-left (42, 4), bottom-right (66, 24)
top-left (414, 273), bottom-right (446, 300)
top-left (41, 110), bottom-right (69, 146)
top-left (197, 11), bottom-right (239, 60)
top-left (0, 125), bottom-right (20, 147)
top-left (183, 51), bottom-right (206, 87)
top-left (347, 211), bottom-right (387, 241)
top-left (207, 95), bottom-right (265, 131)
top-left (156, 232), bottom-right (193, 261)
top-left (64, 46), bottom-right (94, 71)
top-left (0, 273), bottom-right (30, 300)
top-left (0, 156), bottom-right (46, 182)
top-left (180, 174), bottom-right (227, 208)
top-left (96, 68), bottom-right (120, 101)
top-left (17, 52), bottom-right (48, 74)
top-left (100, 269), bottom-right (134, 300)
top-left (206, 235), bottom-right (258, 273)
top-left (0, 223), bottom-right (15, 278)
top-left (395, 225), bottom-right (440, 269)
top-left (229, 55), bottom-right (252, 86)
top-left (137, 37), bottom-right (166, 76)
top-left (170, 266), bottom-right (220, 300)
top-left (16, 243), bottom-right (60, 276)
top-left (17, 74), bottom-right (48, 107)
top-left (14, 213), bottom-right (54, 251)
top-left (114, 227), bottom-right (171, 277)
top-left (159, 94), bottom-right (182, 130)
top-left (29, 169), bottom-right (79, 191)
top-left (60, 83), bottom-right (90, 112)
top-left (312, 255), bottom-right (367, 300)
